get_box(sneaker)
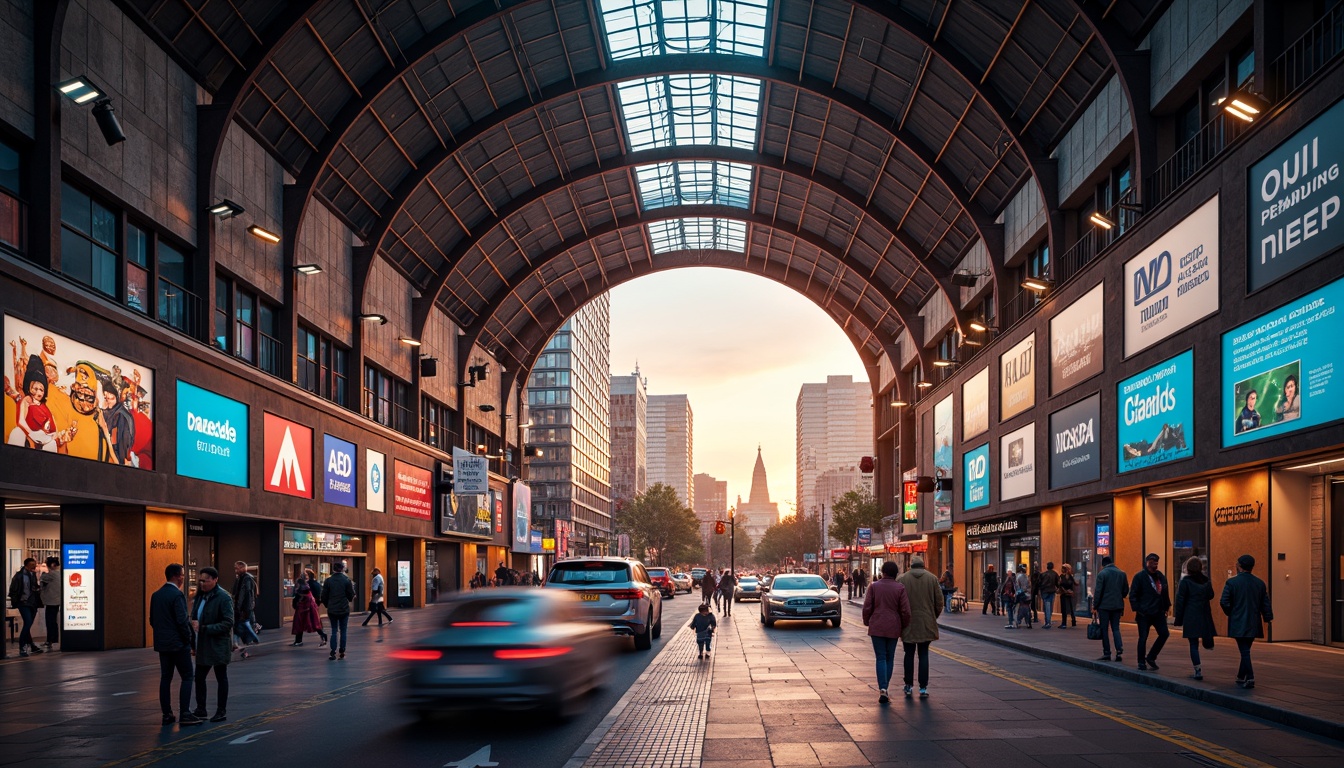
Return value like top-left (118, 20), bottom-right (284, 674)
top-left (329, 651), bottom-right (337, 660)
top-left (1243, 679), bottom-right (1255, 689)
top-left (161, 714), bottom-right (176, 725)
top-left (18, 649), bottom-right (28, 658)
top-left (1146, 658), bottom-right (1159, 671)
top-left (903, 685), bottom-right (913, 697)
top-left (28, 645), bottom-right (44, 654)
top-left (1096, 655), bottom-right (1111, 662)
top-left (919, 688), bottom-right (929, 698)
top-left (698, 652), bottom-right (703, 659)
top-left (291, 641), bottom-right (303, 646)
top-left (319, 638), bottom-right (327, 647)
top-left (210, 711), bottom-right (227, 722)
top-left (1138, 662), bottom-right (1148, 671)
top-left (1192, 666), bottom-right (1203, 681)
top-left (192, 708), bottom-right (207, 719)
top-left (1004, 624), bottom-right (1015, 629)
top-left (1115, 654), bottom-right (1123, 663)
top-left (178, 714), bottom-right (204, 727)
top-left (878, 689), bottom-right (889, 704)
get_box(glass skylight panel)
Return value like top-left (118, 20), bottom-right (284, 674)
top-left (646, 217), bottom-right (747, 253)
top-left (635, 161), bottom-right (753, 210)
top-left (616, 74), bottom-right (762, 151)
top-left (599, 0), bottom-right (770, 60)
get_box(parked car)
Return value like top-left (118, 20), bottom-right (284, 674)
top-left (734, 576), bottom-right (763, 602)
top-left (691, 567), bottom-right (708, 588)
top-left (543, 557), bottom-right (664, 650)
top-left (647, 567), bottom-right (675, 598)
top-left (760, 574), bottom-right (842, 627)
top-left (393, 588), bottom-right (614, 720)
top-left (671, 572), bottom-right (693, 593)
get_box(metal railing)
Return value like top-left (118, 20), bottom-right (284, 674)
top-left (1264, 3), bottom-right (1344, 102)
top-left (0, 188), bottom-right (24, 255)
top-left (156, 278), bottom-right (206, 341)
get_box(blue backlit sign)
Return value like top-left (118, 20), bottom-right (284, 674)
top-left (962, 443), bottom-right (990, 511)
top-left (1117, 350), bottom-right (1194, 473)
top-left (323, 434), bottom-right (357, 507)
top-left (176, 381), bottom-right (248, 487)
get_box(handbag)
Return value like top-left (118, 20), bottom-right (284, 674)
top-left (1087, 618), bottom-right (1103, 640)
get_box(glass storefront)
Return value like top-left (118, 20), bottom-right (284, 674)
top-left (1066, 501), bottom-right (1112, 613)
top-left (282, 527), bottom-right (365, 623)
top-left (1171, 498), bottom-right (1209, 576)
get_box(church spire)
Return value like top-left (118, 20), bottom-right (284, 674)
top-left (748, 446), bottom-right (771, 504)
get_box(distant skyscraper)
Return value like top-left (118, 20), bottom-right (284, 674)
top-left (610, 367), bottom-right (648, 506)
top-left (647, 394), bottom-right (693, 508)
top-left (735, 448), bottom-right (780, 546)
top-left (797, 375), bottom-right (872, 518)
top-left (693, 472), bottom-right (728, 560)
top-left (527, 296), bottom-right (612, 557)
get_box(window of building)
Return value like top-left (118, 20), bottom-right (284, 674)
top-left (155, 241), bottom-right (194, 334)
top-left (214, 275), bottom-right (282, 376)
top-left (297, 326), bottom-right (349, 407)
top-left (365, 364), bottom-right (414, 436)
top-left (125, 224), bottom-right (149, 314)
top-left (60, 183), bottom-right (118, 297)
top-left (0, 138), bottom-right (22, 252)
top-left (1171, 499), bottom-right (1209, 576)
top-left (1026, 242), bottom-right (1050, 279)
top-left (421, 396), bottom-right (453, 449)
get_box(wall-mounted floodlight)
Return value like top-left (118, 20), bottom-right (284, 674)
top-left (359, 313), bottom-right (388, 325)
top-left (57, 76), bottom-right (104, 104)
top-left (247, 225), bottom-right (281, 244)
top-left (1221, 90), bottom-right (1269, 122)
top-left (398, 337), bottom-right (421, 347)
top-left (1022, 276), bottom-right (1054, 293)
top-left (208, 199), bottom-right (246, 219)
top-left (294, 264), bottom-right (323, 275)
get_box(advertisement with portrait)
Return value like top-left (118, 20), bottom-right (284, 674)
top-left (1248, 98), bottom-right (1344, 291)
top-left (999, 422), bottom-right (1035, 501)
top-left (323, 435), bottom-right (357, 507)
top-left (999, 333), bottom-right (1035, 421)
top-left (1123, 196), bottom-right (1220, 356)
top-left (1050, 283), bottom-right (1105, 394)
top-left (366, 449), bottom-right (386, 512)
top-left (439, 459), bottom-right (491, 538)
top-left (4, 315), bottom-right (154, 469)
top-left (962, 366), bottom-right (989, 440)
top-left (263, 413), bottom-right (313, 499)
top-left (176, 380), bottom-right (248, 487)
top-left (1223, 274), bottom-right (1344, 446)
top-left (62, 543), bottom-right (96, 631)
top-left (512, 482), bottom-right (532, 553)
top-left (1117, 350), bottom-right (1195, 473)
top-left (392, 460), bottom-right (433, 521)
top-left (933, 395), bottom-right (953, 530)
top-left (962, 443), bottom-right (990, 511)
top-left (1050, 394), bottom-right (1100, 489)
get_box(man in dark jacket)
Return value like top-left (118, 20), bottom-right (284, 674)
top-left (1221, 554), bottom-right (1273, 688)
top-left (320, 561), bottom-right (357, 660)
top-left (718, 569), bottom-right (737, 617)
top-left (1092, 556), bottom-right (1128, 662)
top-left (7, 558), bottom-right (43, 656)
top-left (1129, 553), bottom-right (1172, 671)
top-left (1038, 563), bottom-right (1060, 628)
top-left (149, 563), bottom-right (199, 726)
top-left (191, 567), bottom-right (234, 722)
top-left (981, 565), bottom-right (999, 615)
top-left (231, 561), bottom-right (259, 654)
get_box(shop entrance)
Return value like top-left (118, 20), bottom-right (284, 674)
top-left (1332, 480), bottom-right (1344, 645)
top-left (1067, 502), bottom-right (1113, 614)
top-left (967, 541), bottom-right (998, 607)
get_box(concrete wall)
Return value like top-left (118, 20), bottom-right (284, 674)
top-left (1001, 183), bottom-right (1046, 265)
top-left (295, 201), bottom-right (356, 347)
top-left (213, 122), bottom-right (285, 300)
top-left (1054, 76), bottom-right (1134, 204)
top-left (362, 257), bottom-right (417, 381)
top-left (919, 293), bottom-right (954, 346)
top-left (0, 0), bottom-right (34, 135)
top-left (1146, 0), bottom-right (1254, 107)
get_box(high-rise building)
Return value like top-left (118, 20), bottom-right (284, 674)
top-left (693, 472), bottom-right (728, 559)
top-left (735, 448), bottom-right (780, 546)
top-left (610, 367), bottom-right (648, 507)
top-left (647, 394), bottom-right (693, 508)
top-left (528, 296), bottom-right (612, 557)
top-left (797, 375), bottom-right (872, 518)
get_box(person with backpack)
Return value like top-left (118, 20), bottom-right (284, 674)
top-left (1001, 567), bottom-right (1018, 627)
top-left (1013, 564), bottom-right (1033, 628)
top-left (690, 603), bottom-right (717, 659)
top-left (938, 566), bottom-right (956, 614)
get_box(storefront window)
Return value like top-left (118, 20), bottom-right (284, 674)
top-left (1171, 499), bottom-right (1209, 576)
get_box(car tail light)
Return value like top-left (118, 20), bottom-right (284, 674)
top-left (605, 589), bottom-right (643, 600)
top-left (451, 621), bottom-right (514, 627)
top-left (389, 649), bottom-right (442, 662)
top-left (494, 647), bottom-right (572, 660)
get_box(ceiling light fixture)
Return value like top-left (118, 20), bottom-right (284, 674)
top-left (1022, 276), bottom-right (1054, 293)
top-left (398, 337), bottom-right (421, 346)
top-left (207, 199), bottom-right (246, 219)
top-left (57, 76), bottom-right (104, 104)
top-left (294, 264), bottom-right (322, 275)
top-left (932, 357), bottom-right (958, 368)
top-left (247, 225), bottom-right (281, 244)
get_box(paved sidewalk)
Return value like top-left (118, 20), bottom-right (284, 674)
top-left (935, 602), bottom-right (1344, 741)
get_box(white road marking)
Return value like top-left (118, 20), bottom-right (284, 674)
top-left (229, 730), bottom-right (274, 745)
top-left (444, 745), bottom-right (498, 767)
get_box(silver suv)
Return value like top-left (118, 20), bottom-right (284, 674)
top-left (544, 557), bottom-right (664, 650)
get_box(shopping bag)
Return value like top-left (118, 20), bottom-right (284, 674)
top-left (1086, 619), bottom-right (1103, 640)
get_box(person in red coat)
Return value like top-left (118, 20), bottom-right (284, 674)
top-left (291, 573), bottom-right (327, 647)
top-left (862, 561), bottom-right (912, 704)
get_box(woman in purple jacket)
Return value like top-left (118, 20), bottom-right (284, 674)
top-left (862, 561), bottom-right (912, 704)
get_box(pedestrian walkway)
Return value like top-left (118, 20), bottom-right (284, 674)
top-left (936, 601), bottom-right (1344, 741)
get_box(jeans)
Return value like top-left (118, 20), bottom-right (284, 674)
top-left (1187, 638), bottom-right (1202, 668)
top-left (697, 638), bottom-right (712, 653)
top-left (903, 640), bottom-right (931, 688)
top-left (1135, 613), bottom-right (1169, 663)
top-left (234, 616), bottom-right (259, 646)
top-left (329, 614), bottom-right (349, 652)
top-left (44, 604), bottom-right (60, 645)
top-left (17, 604), bottom-right (36, 647)
top-left (194, 663), bottom-right (228, 713)
top-left (1235, 637), bottom-right (1255, 681)
top-left (364, 602), bottom-right (393, 625)
top-left (1041, 594), bottom-right (1056, 626)
top-left (720, 593), bottom-right (732, 615)
top-left (942, 589), bottom-right (954, 613)
top-left (1059, 594), bottom-right (1076, 625)
top-left (1002, 595), bottom-right (1015, 619)
top-left (1097, 609), bottom-right (1123, 657)
top-left (871, 636), bottom-right (899, 691)
top-left (159, 649), bottom-right (194, 715)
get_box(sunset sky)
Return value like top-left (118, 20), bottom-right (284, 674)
top-left (609, 267), bottom-right (871, 519)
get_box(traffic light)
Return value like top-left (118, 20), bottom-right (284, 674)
top-left (715, 521), bottom-right (726, 535)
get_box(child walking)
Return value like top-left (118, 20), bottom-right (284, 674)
top-left (690, 603), bottom-right (717, 659)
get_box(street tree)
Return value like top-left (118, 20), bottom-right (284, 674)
top-left (754, 512), bottom-right (822, 567)
top-left (708, 518), bottom-right (754, 571)
top-left (826, 488), bottom-right (884, 547)
top-left (612, 483), bottom-right (700, 566)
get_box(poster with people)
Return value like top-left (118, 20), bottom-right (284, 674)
top-left (932, 395), bottom-right (953, 530)
top-left (4, 316), bottom-right (154, 469)
top-left (1117, 350), bottom-right (1195, 473)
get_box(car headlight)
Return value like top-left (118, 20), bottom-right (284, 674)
top-left (768, 596), bottom-right (786, 604)
top-left (823, 596), bottom-right (840, 603)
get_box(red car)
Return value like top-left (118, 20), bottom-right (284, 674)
top-left (646, 567), bottom-right (675, 598)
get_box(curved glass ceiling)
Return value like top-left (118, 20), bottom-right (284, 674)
top-left (647, 217), bottom-right (747, 253)
top-left (636, 160), bottom-right (754, 210)
top-left (599, 0), bottom-right (770, 59)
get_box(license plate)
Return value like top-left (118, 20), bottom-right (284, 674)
top-left (580, 593), bottom-right (600, 601)
top-left (797, 607), bottom-right (812, 614)
top-left (438, 665), bottom-right (495, 679)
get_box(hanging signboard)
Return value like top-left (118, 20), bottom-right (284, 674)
top-left (452, 447), bottom-right (489, 495)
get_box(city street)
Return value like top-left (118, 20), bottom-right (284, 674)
top-left (2, 596), bottom-right (1342, 767)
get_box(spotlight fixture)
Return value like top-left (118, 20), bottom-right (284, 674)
top-left (398, 337), bottom-right (421, 346)
top-left (1220, 89), bottom-right (1269, 122)
top-left (951, 269), bottom-right (990, 287)
top-left (56, 76), bottom-right (104, 104)
top-left (478, 404), bottom-right (496, 413)
top-left (247, 225), bottom-right (281, 244)
top-left (915, 475), bottom-right (935, 493)
top-left (1089, 211), bottom-right (1116, 230)
top-left (418, 357), bottom-right (438, 378)
top-left (523, 446), bottom-right (544, 458)
top-left (294, 264), bottom-right (323, 275)
top-left (475, 444), bottom-right (488, 455)
top-left (915, 379), bottom-right (933, 389)
top-left (358, 313), bottom-right (388, 325)
top-left (1022, 276), bottom-right (1054, 293)
top-left (468, 363), bottom-right (489, 381)
top-left (932, 357), bottom-right (958, 368)
top-left (207, 199), bottom-right (246, 219)
top-left (890, 399), bottom-right (908, 408)
top-left (91, 100), bottom-right (126, 146)
top-left (968, 319), bottom-right (997, 333)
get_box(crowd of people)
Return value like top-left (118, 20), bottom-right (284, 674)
top-left (470, 563), bottom-right (542, 588)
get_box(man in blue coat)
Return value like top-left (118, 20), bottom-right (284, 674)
top-left (1091, 556), bottom-right (1128, 662)
top-left (1220, 554), bottom-right (1273, 688)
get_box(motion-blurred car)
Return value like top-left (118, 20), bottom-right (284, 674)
top-left (734, 576), bottom-right (762, 602)
top-left (671, 572), bottom-right (693, 593)
top-left (544, 557), bottom-right (664, 650)
top-left (392, 588), bottom-right (614, 720)
top-left (647, 567), bottom-right (675, 598)
top-left (691, 567), bottom-right (708, 588)
top-left (760, 574), bottom-right (842, 627)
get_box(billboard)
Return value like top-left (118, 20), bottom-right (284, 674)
top-left (962, 443), bottom-right (990, 511)
top-left (1248, 99), bottom-right (1344, 291)
top-left (1117, 350), bottom-right (1195, 473)
top-left (962, 366), bottom-right (989, 440)
top-left (1124, 196), bottom-right (1220, 356)
top-left (902, 480), bottom-right (918, 524)
top-left (1000, 333), bottom-right (1036, 422)
top-left (1051, 283), bottom-right (1105, 394)
top-left (512, 482), bottom-right (532, 553)
top-left (999, 422), bottom-right (1035, 501)
top-left (176, 380), bottom-right (248, 487)
top-left (932, 395), bottom-right (953, 530)
top-left (1050, 394), bottom-right (1100, 489)
top-left (62, 543), bottom-right (96, 631)
top-left (4, 315), bottom-right (155, 469)
top-left (323, 434), bottom-right (356, 507)
top-left (366, 449), bottom-right (386, 512)
top-left (392, 460), bottom-right (433, 520)
top-left (263, 413), bottom-right (313, 498)
top-left (1223, 274), bottom-right (1344, 446)
top-left (452, 446), bottom-right (489, 495)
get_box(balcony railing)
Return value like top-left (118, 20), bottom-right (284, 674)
top-left (0, 188), bottom-right (24, 255)
top-left (157, 278), bottom-right (206, 341)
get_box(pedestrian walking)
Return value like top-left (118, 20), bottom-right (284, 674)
top-left (717, 569), bottom-right (737, 617)
top-left (7, 557), bottom-right (43, 656)
top-left (320, 561), bottom-right (356, 660)
top-left (832, 568), bottom-right (846, 598)
top-left (855, 568), bottom-right (868, 598)
top-left (291, 573), bottom-right (326, 646)
top-left (1092, 556), bottom-right (1129, 662)
top-left (1221, 554), bottom-right (1273, 689)
top-left (1001, 568), bottom-right (1017, 626)
top-left (690, 603), bottom-right (717, 659)
top-left (1057, 564), bottom-right (1078, 627)
top-left (362, 567), bottom-right (394, 626)
top-left (862, 561), bottom-right (911, 704)
top-left (190, 566), bottom-right (233, 722)
top-left (231, 561), bottom-right (259, 659)
top-left (1129, 553), bottom-right (1171, 671)
top-left (149, 563), bottom-right (200, 726)
top-left (701, 569), bottom-right (718, 608)
top-left (1013, 565), bottom-right (1033, 628)
top-left (982, 565), bottom-right (999, 615)
top-left (1173, 556), bottom-right (1215, 681)
top-left (897, 556), bottom-right (942, 698)
top-left (847, 567), bottom-right (856, 600)
top-left (1029, 565), bottom-right (1042, 624)
top-left (1038, 562), bottom-right (1060, 628)
top-left (39, 556), bottom-right (61, 649)
top-left (938, 565), bottom-right (956, 614)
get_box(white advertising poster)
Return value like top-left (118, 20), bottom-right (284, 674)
top-left (366, 449), bottom-right (386, 512)
top-left (962, 366), bottom-right (990, 440)
top-left (397, 560), bottom-right (411, 598)
top-left (999, 422), bottom-right (1036, 501)
top-left (1124, 195), bottom-right (1220, 356)
top-left (62, 543), bottom-right (95, 631)
top-left (452, 447), bottom-right (489, 495)
top-left (512, 482), bottom-right (532, 554)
